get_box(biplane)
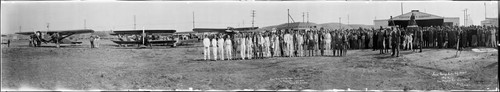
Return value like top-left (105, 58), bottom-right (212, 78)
top-left (16, 29), bottom-right (95, 48)
top-left (110, 29), bottom-right (179, 47)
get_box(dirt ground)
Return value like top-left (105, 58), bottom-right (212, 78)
top-left (1, 40), bottom-right (498, 91)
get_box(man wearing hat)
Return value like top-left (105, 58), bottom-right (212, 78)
top-left (203, 34), bottom-right (211, 60)
top-left (240, 33), bottom-right (247, 60)
top-left (264, 33), bottom-right (271, 57)
top-left (297, 31), bottom-right (304, 57)
top-left (331, 31), bottom-right (338, 56)
top-left (391, 28), bottom-right (401, 57)
top-left (212, 35), bottom-right (218, 60)
top-left (273, 32), bottom-right (281, 57)
top-left (225, 35), bottom-right (233, 60)
top-left (324, 30), bottom-right (331, 56)
top-left (218, 34), bottom-right (225, 60)
top-left (258, 33), bottom-right (265, 58)
top-left (283, 31), bottom-right (291, 57)
top-left (247, 34), bottom-right (253, 59)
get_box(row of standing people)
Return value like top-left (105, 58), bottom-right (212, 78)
top-left (202, 25), bottom-right (498, 60)
top-left (202, 28), bottom-right (354, 61)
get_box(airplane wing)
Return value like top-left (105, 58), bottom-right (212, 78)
top-left (193, 27), bottom-right (258, 33)
top-left (111, 30), bottom-right (176, 35)
top-left (233, 27), bottom-right (259, 30)
top-left (192, 28), bottom-right (228, 33)
top-left (15, 29), bottom-right (95, 35)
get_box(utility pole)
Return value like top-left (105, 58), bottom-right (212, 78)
top-left (19, 26), bottom-right (21, 32)
top-left (287, 9), bottom-right (290, 27)
top-left (47, 23), bottom-right (50, 31)
top-left (192, 11), bottom-right (195, 29)
top-left (251, 10), bottom-right (256, 27)
top-left (302, 12), bottom-right (305, 22)
top-left (467, 14), bottom-right (471, 25)
top-left (84, 19), bottom-right (87, 29)
top-left (134, 15), bottom-right (136, 30)
top-left (339, 17), bottom-right (342, 29)
top-left (484, 2), bottom-right (487, 19)
top-left (307, 12), bottom-right (309, 23)
top-left (401, 2), bottom-right (404, 15)
top-left (463, 9), bottom-right (468, 26)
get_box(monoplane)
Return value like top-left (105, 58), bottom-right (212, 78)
top-left (16, 29), bottom-right (95, 48)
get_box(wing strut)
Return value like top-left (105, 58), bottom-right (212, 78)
top-left (142, 27), bottom-right (145, 45)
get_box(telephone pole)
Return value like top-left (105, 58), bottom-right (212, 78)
top-left (484, 2), bottom-right (487, 19)
top-left (84, 19), bottom-right (87, 29)
top-left (134, 15), bottom-right (137, 30)
top-left (401, 2), bottom-right (404, 15)
top-left (251, 10), bottom-right (256, 27)
top-left (302, 12), bottom-right (305, 22)
top-left (47, 23), bottom-right (50, 31)
top-left (339, 17), bottom-right (342, 29)
top-left (463, 9), bottom-right (468, 26)
top-left (287, 9), bottom-right (290, 27)
top-left (307, 12), bottom-right (309, 23)
top-left (192, 11), bottom-right (195, 29)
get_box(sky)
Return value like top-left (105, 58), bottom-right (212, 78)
top-left (1, 1), bottom-right (498, 34)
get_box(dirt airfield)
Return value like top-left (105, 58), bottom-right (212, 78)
top-left (1, 40), bottom-right (498, 91)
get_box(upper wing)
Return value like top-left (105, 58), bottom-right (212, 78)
top-left (233, 27), bottom-right (259, 30)
top-left (192, 28), bottom-right (227, 33)
top-left (112, 30), bottom-right (177, 35)
top-left (54, 29), bottom-right (95, 35)
top-left (15, 32), bottom-right (36, 35)
top-left (193, 27), bottom-right (259, 33)
top-left (15, 29), bottom-right (95, 35)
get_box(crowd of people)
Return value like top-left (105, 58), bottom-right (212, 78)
top-left (201, 25), bottom-right (498, 61)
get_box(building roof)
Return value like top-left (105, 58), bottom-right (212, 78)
top-left (392, 10), bottom-right (444, 20)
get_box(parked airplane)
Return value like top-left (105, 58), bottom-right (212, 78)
top-left (16, 29), bottom-right (95, 48)
top-left (110, 29), bottom-right (179, 47)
